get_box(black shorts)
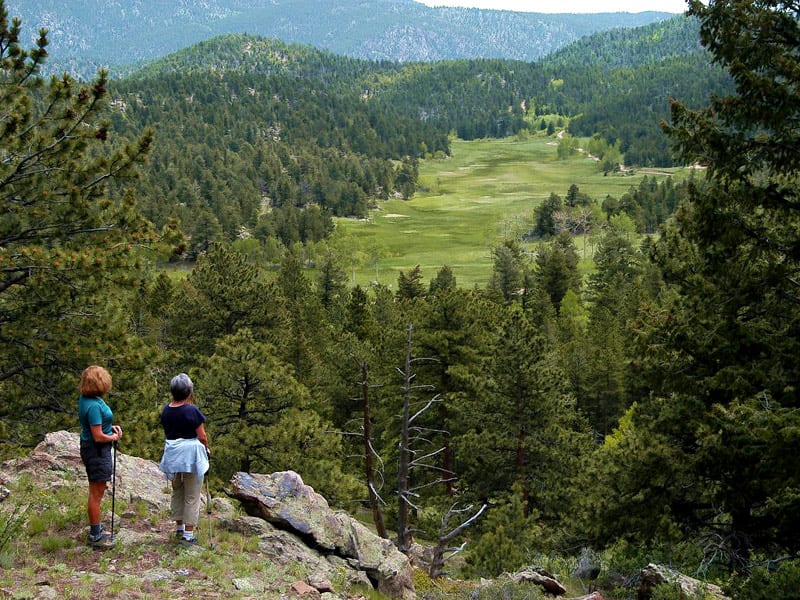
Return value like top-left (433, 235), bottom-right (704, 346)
top-left (80, 439), bottom-right (112, 483)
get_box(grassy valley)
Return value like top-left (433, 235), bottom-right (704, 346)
top-left (338, 135), bottom-right (681, 288)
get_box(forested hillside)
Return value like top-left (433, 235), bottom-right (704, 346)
top-left (3, 1), bottom-right (800, 598)
top-left (104, 14), bottom-right (729, 255)
top-left (544, 14), bottom-right (703, 69)
top-left (110, 37), bottom-right (449, 256)
top-left (8, 0), bottom-right (674, 79)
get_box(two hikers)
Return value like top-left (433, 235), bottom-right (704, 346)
top-left (78, 367), bottom-right (210, 546)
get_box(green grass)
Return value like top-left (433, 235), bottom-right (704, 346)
top-left (335, 135), bottom-right (685, 289)
top-left (0, 474), bottom-right (319, 599)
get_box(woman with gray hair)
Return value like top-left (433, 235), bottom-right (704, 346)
top-left (158, 373), bottom-right (210, 544)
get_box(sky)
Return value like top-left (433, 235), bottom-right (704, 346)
top-left (415, 0), bottom-right (689, 13)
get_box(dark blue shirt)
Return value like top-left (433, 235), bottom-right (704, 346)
top-left (160, 403), bottom-right (206, 440)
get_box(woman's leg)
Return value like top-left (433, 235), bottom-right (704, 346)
top-left (81, 439), bottom-right (111, 532)
top-left (87, 481), bottom-right (107, 525)
top-left (170, 474), bottom-right (186, 525)
top-left (181, 472), bottom-right (203, 536)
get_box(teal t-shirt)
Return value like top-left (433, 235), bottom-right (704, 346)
top-left (78, 395), bottom-right (114, 442)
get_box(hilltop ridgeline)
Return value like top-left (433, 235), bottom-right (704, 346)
top-left (9, 0), bottom-right (675, 78)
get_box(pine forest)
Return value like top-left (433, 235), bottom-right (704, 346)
top-left (1, 1), bottom-right (799, 598)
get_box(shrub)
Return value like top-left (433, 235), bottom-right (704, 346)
top-left (727, 559), bottom-right (800, 600)
top-left (0, 504), bottom-right (28, 564)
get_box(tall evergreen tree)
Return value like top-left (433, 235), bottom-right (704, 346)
top-left (196, 328), bottom-right (360, 505)
top-left (452, 305), bottom-right (589, 524)
top-left (534, 231), bottom-right (581, 312)
top-left (413, 287), bottom-right (490, 497)
top-left (167, 245), bottom-right (273, 361)
top-left (587, 0), bottom-right (800, 567)
top-left (428, 265), bottom-right (457, 295)
top-left (396, 264), bottom-right (426, 301)
top-left (533, 192), bottom-right (563, 239)
top-left (488, 239), bottom-right (527, 303)
top-left (0, 4), bottom-right (158, 450)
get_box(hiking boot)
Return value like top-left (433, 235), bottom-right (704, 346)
top-left (179, 536), bottom-right (204, 550)
top-left (175, 529), bottom-right (185, 539)
top-left (88, 530), bottom-right (113, 547)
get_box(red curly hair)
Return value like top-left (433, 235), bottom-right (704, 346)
top-left (79, 365), bottom-right (112, 397)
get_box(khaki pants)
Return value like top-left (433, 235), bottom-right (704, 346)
top-left (170, 472), bottom-right (204, 527)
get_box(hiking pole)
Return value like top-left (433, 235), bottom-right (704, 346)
top-left (110, 440), bottom-right (118, 543)
top-left (205, 464), bottom-right (214, 549)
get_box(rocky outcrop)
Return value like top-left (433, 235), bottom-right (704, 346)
top-left (511, 567), bottom-right (568, 595)
top-left (227, 471), bottom-right (415, 600)
top-left (638, 563), bottom-right (730, 600)
top-left (0, 432), bottom-right (415, 599)
top-left (0, 430), bottom-right (171, 511)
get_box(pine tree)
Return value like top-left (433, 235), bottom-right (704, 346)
top-left (167, 245), bottom-right (273, 361)
top-left (0, 3), bottom-right (157, 448)
top-left (452, 305), bottom-right (589, 525)
top-left (488, 239), bottom-right (527, 303)
top-left (195, 328), bottom-right (360, 505)
top-left (396, 264), bottom-right (426, 301)
top-left (589, 0), bottom-right (800, 567)
top-left (534, 231), bottom-right (581, 312)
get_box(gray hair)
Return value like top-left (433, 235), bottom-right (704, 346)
top-left (170, 373), bottom-right (194, 401)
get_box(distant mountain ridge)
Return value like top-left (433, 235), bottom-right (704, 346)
top-left (545, 14), bottom-right (702, 69)
top-left (7, 0), bottom-right (675, 78)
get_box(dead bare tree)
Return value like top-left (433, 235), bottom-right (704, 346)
top-left (396, 322), bottom-right (455, 554)
top-left (429, 502), bottom-right (488, 579)
top-left (358, 359), bottom-right (388, 539)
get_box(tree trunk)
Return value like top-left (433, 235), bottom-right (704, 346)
top-left (515, 431), bottom-right (530, 517)
top-left (443, 445), bottom-right (456, 497)
top-left (429, 503), bottom-right (487, 579)
top-left (361, 360), bottom-right (387, 539)
top-left (397, 322), bottom-right (413, 553)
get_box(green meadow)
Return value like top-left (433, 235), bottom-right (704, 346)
top-left (335, 135), bottom-right (683, 289)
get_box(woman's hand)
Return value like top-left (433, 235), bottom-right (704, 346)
top-left (112, 425), bottom-right (122, 441)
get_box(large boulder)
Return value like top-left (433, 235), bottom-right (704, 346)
top-left (227, 470), bottom-right (415, 599)
top-left (218, 514), bottom-right (374, 590)
top-left (0, 430), bottom-right (171, 511)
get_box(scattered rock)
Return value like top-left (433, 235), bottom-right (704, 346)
top-left (572, 547), bottom-right (601, 582)
top-left (511, 567), bottom-right (567, 595)
top-left (308, 573), bottom-right (334, 592)
top-left (291, 580), bottom-right (320, 596)
top-left (140, 568), bottom-right (174, 583)
top-left (232, 577), bottom-right (265, 592)
top-left (33, 585), bottom-right (58, 599)
top-left (639, 563), bottom-right (730, 600)
top-left (209, 496), bottom-right (237, 517)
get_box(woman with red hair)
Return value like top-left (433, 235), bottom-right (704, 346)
top-left (77, 365), bottom-right (122, 546)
